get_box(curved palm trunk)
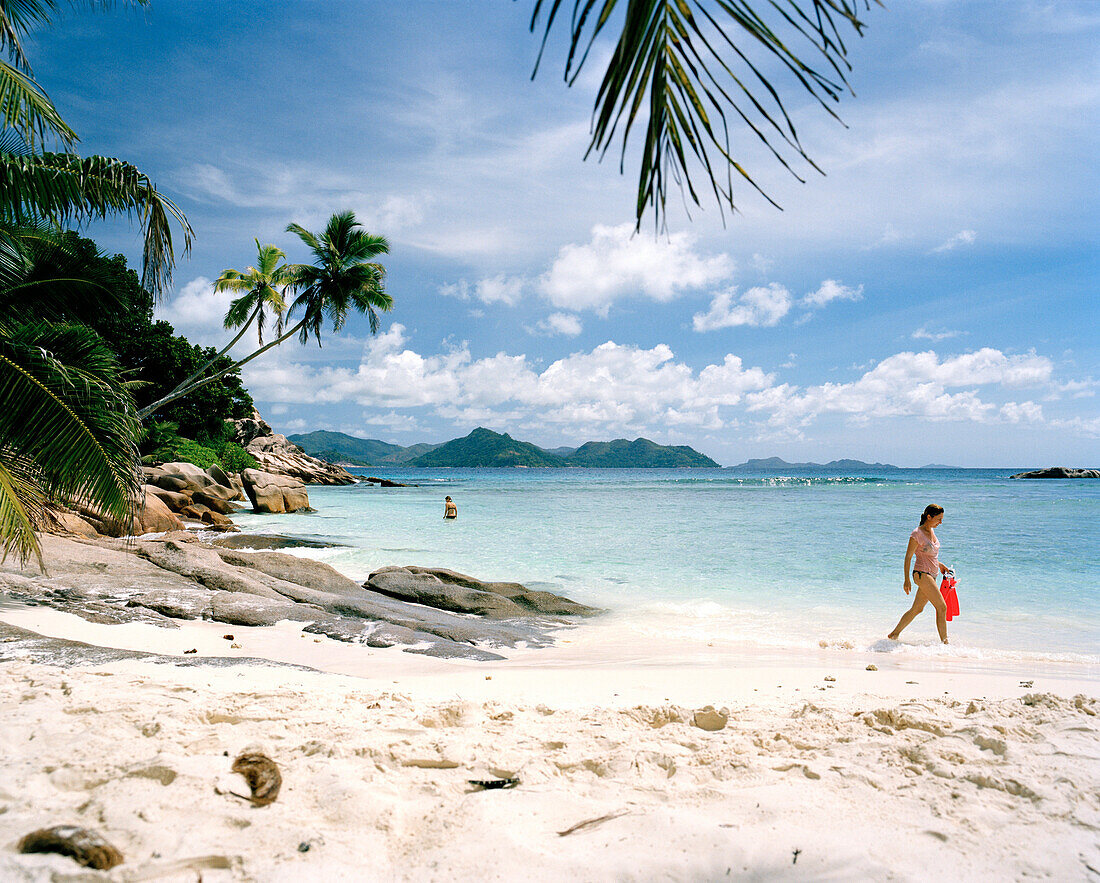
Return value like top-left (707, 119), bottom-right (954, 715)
top-left (137, 317), bottom-right (307, 421)
top-left (136, 302), bottom-right (262, 419)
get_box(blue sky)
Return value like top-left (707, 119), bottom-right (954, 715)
top-left (32, 1), bottom-right (1099, 466)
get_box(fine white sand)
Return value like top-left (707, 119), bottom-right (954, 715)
top-left (2, 604), bottom-right (1098, 881)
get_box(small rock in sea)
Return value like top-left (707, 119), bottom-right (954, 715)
top-left (824, 676), bottom-right (836, 682)
top-left (485, 676), bottom-right (492, 680)
top-left (692, 705), bottom-right (730, 731)
top-left (231, 752), bottom-right (282, 806)
top-left (231, 642), bottom-right (241, 649)
top-left (866, 664), bottom-right (878, 671)
top-left (184, 648), bottom-right (198, 655)
top-left (223, 634), bottom-right (234, 641)
top-left (18, 826), bottom-right (123, 870)
top-left (298, 842), bottom-right (310, 853)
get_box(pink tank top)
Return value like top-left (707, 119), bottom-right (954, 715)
top-left (910, 527), bottom-right (939, 574)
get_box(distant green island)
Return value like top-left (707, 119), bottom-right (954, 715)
top-left (288, 427), bottom-right (719, 468)
top-left (730, 457), bottom-right (900, 470)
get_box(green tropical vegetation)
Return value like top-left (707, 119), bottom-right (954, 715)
top-left (0, 0), bottom-right (195, 564)
top-left (530, 0), bottom-right (876, 228)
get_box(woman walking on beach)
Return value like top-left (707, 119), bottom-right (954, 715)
top-left (888, 504), bottom-right (951, 644)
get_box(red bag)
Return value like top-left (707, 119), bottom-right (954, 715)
top-left (940, 572), bottom-right (960, 621)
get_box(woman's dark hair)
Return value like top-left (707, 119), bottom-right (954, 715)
top-left (920, 504), bottom-right (944, 525)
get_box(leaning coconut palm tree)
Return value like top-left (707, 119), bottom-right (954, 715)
top-left (135, 241), bottom-right (292, 420)
top-left (137, 211), bottom-right (392, 420)
top-left (285, 210), bottom-right (392, 342)
top-left (529, 0), bottom-right (878, 229)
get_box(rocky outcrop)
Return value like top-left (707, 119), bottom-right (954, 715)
top-left (131, 489), bottom-right (185, 535)
top-left (235, 410), bottom-right (356, 485)
top-left (1010, 467), bottom-right (1100, 479)
top-left (0, 534), bottom-right (597, 661)
top-left (140, 462), bottom-right (244, 532)
top-left (367, 566), bottom-right (603, 619)
top-left (241, 469), bottom-right (311, 513)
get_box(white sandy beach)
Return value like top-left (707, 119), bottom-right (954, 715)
top-left (2, 601), bottom-right (1098, 881)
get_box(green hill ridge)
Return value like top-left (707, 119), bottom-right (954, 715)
top-left (289, 427), bottom-right (717, 468)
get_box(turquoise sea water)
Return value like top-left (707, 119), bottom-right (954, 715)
top-left (229, 467), bottom-right (1100, 665)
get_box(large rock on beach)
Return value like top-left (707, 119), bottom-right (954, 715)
top-left (1010, 467), bottom-right (1100, 479)
top-left (131, 489), bottom-right (185, 535)
top-left (235, 409), bottom-right (356, 485)
top-left (241, 469), bottom-right (311, 513)
top-left (367, 566), bottom-right (602, 618)
top-left (0, 534), bottom-right (581, 661)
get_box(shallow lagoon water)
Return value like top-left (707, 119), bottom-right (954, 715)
top-left (230, 467), bottom-right (1100, 666)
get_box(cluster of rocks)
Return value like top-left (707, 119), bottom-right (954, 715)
top-left (1, 534), bottom-right (602, 661)
top-left (46, 462), bottom-right (316, 541)
top-left (234, 410), bottom-right (356, 485)
top-left (1010, 467), bottom-right (1100, 479)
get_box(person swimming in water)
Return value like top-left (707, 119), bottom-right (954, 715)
top-left (443, 496), bottom-right (457, 520)
top-left (888, 504), bottom-right (951, 644)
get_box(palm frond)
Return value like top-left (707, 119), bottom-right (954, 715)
top-left (530, 0), bottom-right (877, 229)
top-left (0, 150), bottom-right (193, 296)
top-left (0, 321), bottom-right (140, 536)
top-left (0, 59), bottom-right (77, 147)
top-left (0, 450), bottom-right (45, 568)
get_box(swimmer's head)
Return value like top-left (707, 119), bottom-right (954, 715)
top-left (920, 504), bottom-right (944, 525)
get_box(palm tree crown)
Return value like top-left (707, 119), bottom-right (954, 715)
top-left (286, 210), bottom-right (392, 344)
top-left (215, 240), bottom-right (293, 344)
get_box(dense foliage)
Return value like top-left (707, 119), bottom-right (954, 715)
top-left (58, 233), bottom-right (254, 441)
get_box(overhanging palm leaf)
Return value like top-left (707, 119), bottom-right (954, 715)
top-left (530, 0), bottom-right (877, 228)
top-left (0, 59), bottom-right (76, 147)
top-left (0, 149), bottom-right (193, 297)
top-left (0, 221), bottom-right (121, 325)
top-left (0, 321), bottom-right (140, 564)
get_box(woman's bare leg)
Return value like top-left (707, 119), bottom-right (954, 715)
top-left (888, 592), bottom-right (927, 640)
top-left (913, 573), bottom-right (948, 643)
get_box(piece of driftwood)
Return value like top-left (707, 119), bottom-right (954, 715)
top-left (557, 810), bottom-right (630, 837)
top-left (17, 825), bottom-right (123, 869)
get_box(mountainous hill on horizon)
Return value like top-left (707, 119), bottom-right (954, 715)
top-left (409, 428), bottom-right (567, 467)
top-left (569, 437), bottom-right (719, 467)
top-left (289, 427), bottom-right (718, 468)
top-left (732, 456), bottom-right (898, 470)
top-left (287, 430), bottom-right (439, 466)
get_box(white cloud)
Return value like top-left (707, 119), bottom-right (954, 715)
top-left (539, 223), bottom-right (733, 314)
top-left (802, 279), bottom-right (863, 308)
top-left (692, 284), bottom-right (792, 331)
top-left (530, 312), bottom-right (583, 337)
top-left (361, 411), bottom-right (422, 431)
top-left (932, 229), bottom-right (977, 253)
top-left (747, 348), bottom-right (1054, 427)
top-left (999, 401), bottom-right (1043, 424)
top-left (913, 325), bottom-right (966, 342)
top-left (154, 276), bottom-right (241, 347)
top-left (440, 275), bottom-right (526, 306)
top-left (242, 327), bottom-right (773, 434)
